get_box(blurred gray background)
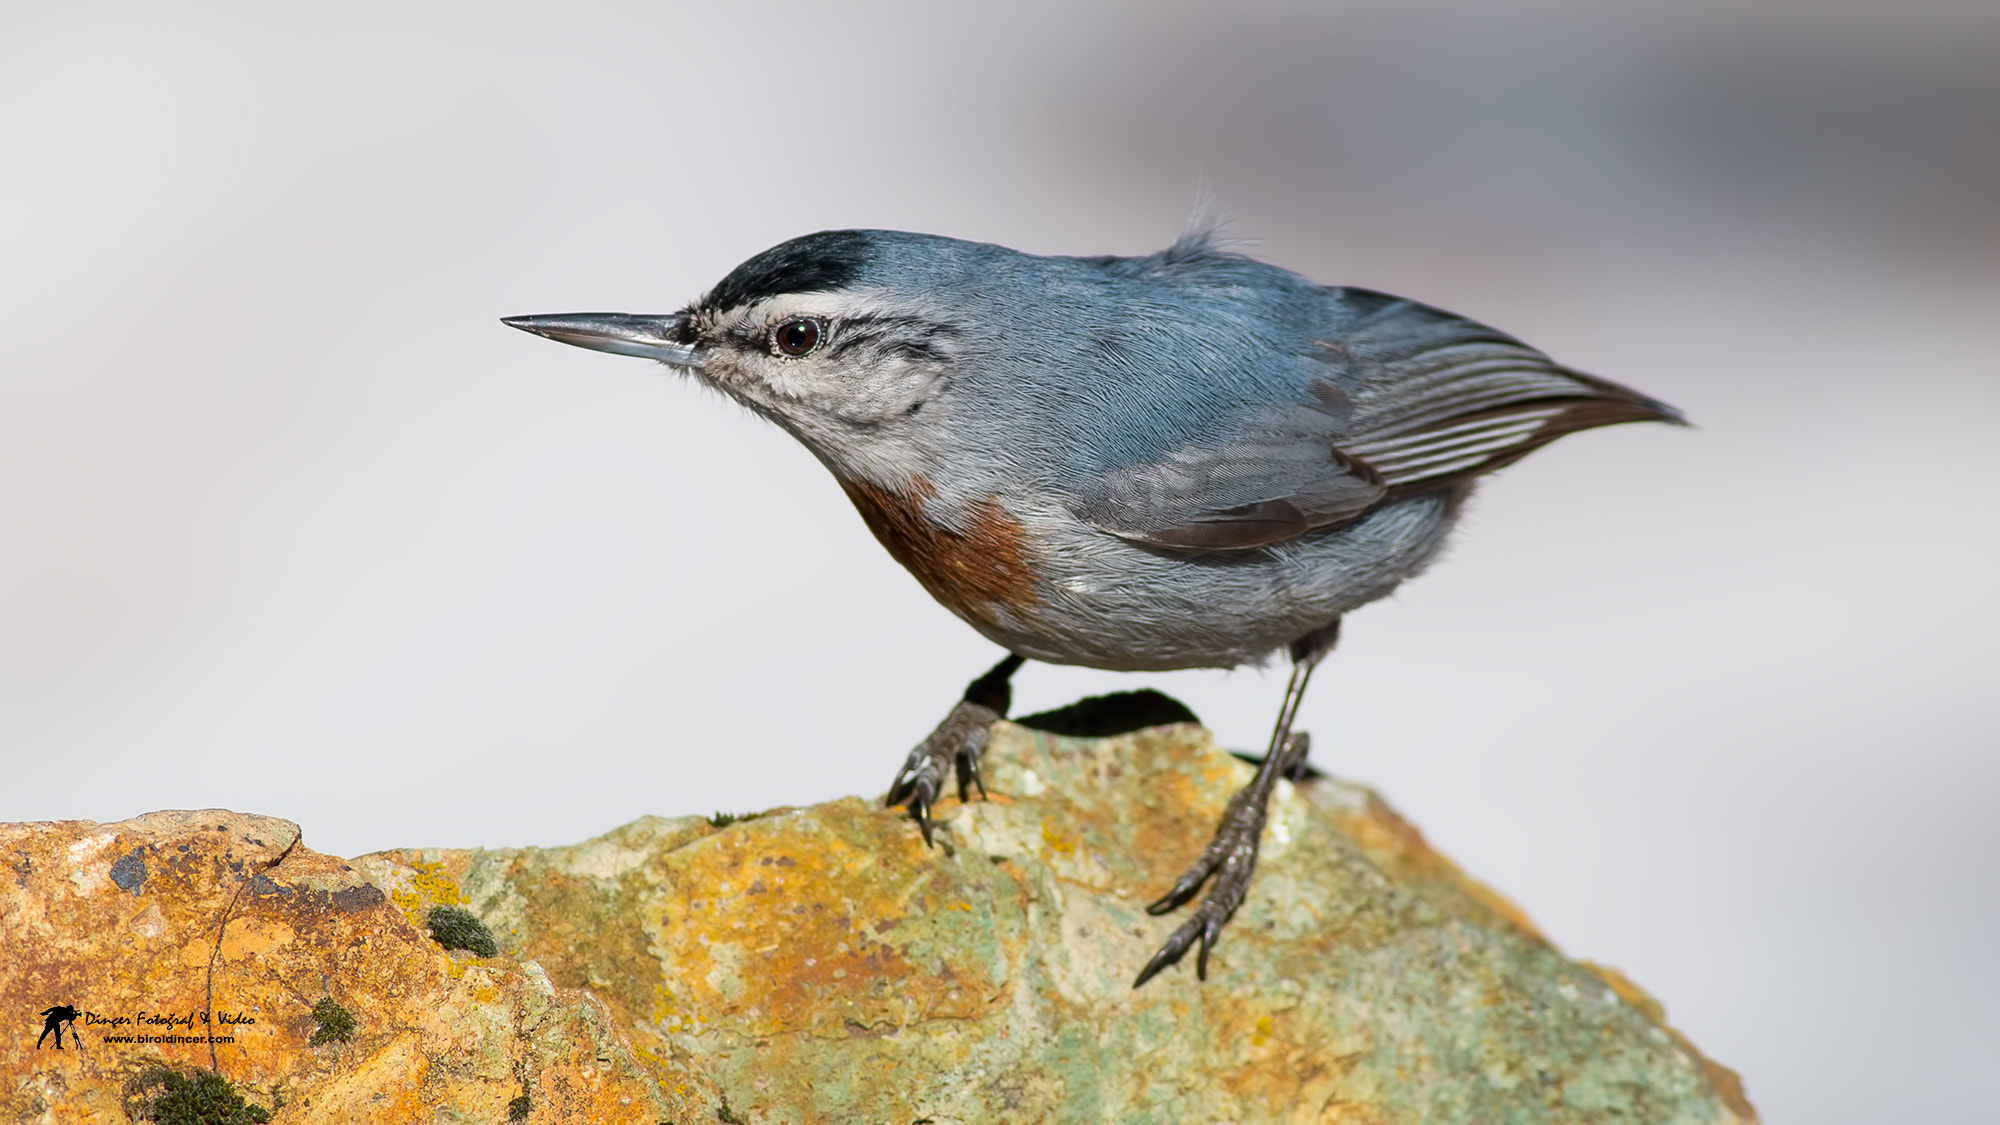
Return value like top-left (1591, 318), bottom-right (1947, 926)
top-left (4, 0), bottom-right (1995, 1118)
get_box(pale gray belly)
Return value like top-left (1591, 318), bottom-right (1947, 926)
top-left (975, 490), bottom-right (1464, 671)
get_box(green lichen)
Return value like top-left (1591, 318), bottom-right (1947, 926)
top-left (128, 1067), bottom-right (271, 1125)
top-left (716, 1092), bottom-right (747, 1123)
top-left (426, 905), bottom-right (499, 956)
top-left (308, 997), bottom-right (355, 1045)
top-left (508, 1092), bottom-right (532, 1120)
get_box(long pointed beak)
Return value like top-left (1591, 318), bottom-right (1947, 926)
top-left (501, 312), bottom-right (701, 368)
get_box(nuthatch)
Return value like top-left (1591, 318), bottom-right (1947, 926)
top-left (504, 228), bottom-right (1681, 986)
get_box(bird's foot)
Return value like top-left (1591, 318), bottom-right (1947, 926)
top-left (885, 653), bottom-right (1024, 846)
top-left (885, 697), bottom-right (1002, 846)
top-left (1133, 731), bottom-right (1310, 987)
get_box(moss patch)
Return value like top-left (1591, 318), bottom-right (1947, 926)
top-left (707, 810), bottom-right (766, 829)
top-left (308, 997), bottom-right (355, 1045)
top-left (127, 1067), bottom-right (272, 1125)
top-left (425, 905), bottom-right (498, 956)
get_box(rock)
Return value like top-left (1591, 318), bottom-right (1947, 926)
top-left (0, 810), bottom-right (664, 1123)
top-left (2, 722), bottom-right (1756, 1123)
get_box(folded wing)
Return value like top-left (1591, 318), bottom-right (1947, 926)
top-left (1066, 287), bottom-right (1681, 551)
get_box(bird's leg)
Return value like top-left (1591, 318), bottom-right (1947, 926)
top-left (886, 653), bottom-right (1025, 845)
top-left (1134, 622), bottom-right (1337, 987)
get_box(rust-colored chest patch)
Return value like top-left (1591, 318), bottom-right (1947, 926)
top-left (840, 478), bottom-right (1040, 628)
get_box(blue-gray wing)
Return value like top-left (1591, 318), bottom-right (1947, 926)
top-left (1066, 287), bottom-right (1681, 551)
top-left (1065, 377), bottom-right (1387, 549)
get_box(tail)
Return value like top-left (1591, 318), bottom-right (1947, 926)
top-left (1329, 288), bottom-right (1685, 495)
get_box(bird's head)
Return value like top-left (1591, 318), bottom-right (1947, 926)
top-left (504, 230), bottom-right (994, 486)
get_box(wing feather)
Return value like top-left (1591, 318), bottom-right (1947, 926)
top-left (1062, 284), bottom-right (1681, 553)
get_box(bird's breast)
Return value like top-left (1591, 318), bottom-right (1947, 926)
top-left (838, 477), bottom-right (1041, 631)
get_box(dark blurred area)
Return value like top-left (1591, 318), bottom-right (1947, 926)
top-left (1026, 2), bottom-right (2000, 274)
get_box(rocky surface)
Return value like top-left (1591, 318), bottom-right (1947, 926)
top-left (2, 719), bottom-right (1756, 1123)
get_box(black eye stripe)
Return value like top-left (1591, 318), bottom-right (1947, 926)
top-left (819, 316), bottom-right (964, 362)
top-left (825, 330), bottom-right (885, 359)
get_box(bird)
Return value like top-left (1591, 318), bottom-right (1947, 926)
top-left (502, 227), bottom-right (1682, 987)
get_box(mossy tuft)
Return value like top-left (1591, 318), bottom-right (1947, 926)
top-left (508, 1092), bottom-right (533, 1120)
top-left (128, 1067), bottom-right (271, 1125)
top-left (308, 997), bottom-right (356, 1045)
top-left (426, 905), bottom-right (499, 956)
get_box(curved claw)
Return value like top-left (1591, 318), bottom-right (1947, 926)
top-left (1134, 849), bottom-right (1255, 986)
top-left (1145, 854), bottom-right (1219, 915)
top-left (959, 750), bottom-right (989, 803)
top-left (1133, 922), bottom-right (1196, 988)
top-left (885, 697), bottom-right (1004, 846)
top-left (1134, 892), bottom-right (1237, 987)
top-left (885, 750), bottom-right (943, 845)
top-left (885, 747), bottom-right (943, 808)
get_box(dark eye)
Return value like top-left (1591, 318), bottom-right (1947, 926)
top-left (771, 318), bottom-right (823, 357)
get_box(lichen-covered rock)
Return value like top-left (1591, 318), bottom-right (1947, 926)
top-left (0, 811), bottom-right (665, 1123)
top-left (2, 722), bottom-right (1756, 1123)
